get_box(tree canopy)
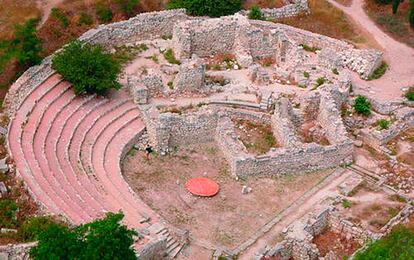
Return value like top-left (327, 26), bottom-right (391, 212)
top-left (167, 0), bottom-right (242, 17)
top-left (30, 212), bottom-right (138, 260)
top-left (52, 40), bottom-right (122, 96)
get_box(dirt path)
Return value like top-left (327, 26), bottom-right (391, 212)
top-left (238, 168), bottom-right (352, 259)
top-left (326, 0), bottom-right (414, 101)
top-left (36, 0), bottom-right (65, 26)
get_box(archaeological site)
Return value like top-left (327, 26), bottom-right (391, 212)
top-left (0, 0), bottom-right (413, 259)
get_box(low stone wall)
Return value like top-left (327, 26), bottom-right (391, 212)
top-left (79, 9), bottom-right (188, 47)
top-left (0, 242), bottom-right (36, 260)
top-left (239, 0), bottom-right (309, 20)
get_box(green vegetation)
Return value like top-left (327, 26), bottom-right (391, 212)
top-left (354, 95), bottom-right (371, 116)
top-left (167, 81), bottom-right (174, 89)
top-left (342, 199), bottom-right (351, 209)
top-left (0, 199), bottom-right (18, 228)
top-left (300, 44), bottom-right (320, 53)
top-left (376, 0), bottom-right (392, 4)
top-left (113, 44), bottom-right (148, 64)
top-left (392, 0), bottom-right (401, 14)
top-left (405, 87), bottom-right (414, 101)
top-left (30, 212), bottom-right (138, 260)
top-left (51, 8), bottom-right (69, 28)
top-left (249, 5), bottom-right (263, 20)
top-left (332, 68), bottom-right (339, 75)
top-left (0, 19), bottom-right (42, 72)
top-left (19, 216), bottom-right (57, 241)
top-left (354, 225), bottom-right (414, 260)
top-left (315, 77), bottom-right (326, 87)
top-left (167, 0), bottom-right (242, 17)
top-left (163, 48), bottom-right (181, 65)
top-left (303, 71), bottom-right (310, 78)
top-left (368, 62), bottom-right (388, 80)
top-left (377, 119), bottom-right (391, 130)
top-left (410, 0), bottom-right (414, 28)
top-left (116, 0), bottom-right (139, 17)
top-left (78, 12), bottom-right (93, 26)
top-left (96, 3), bottom-right (113, 23)
top-left (52, 40), bottom-right (122, 95)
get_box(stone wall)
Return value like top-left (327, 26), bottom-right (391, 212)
top-left (0, 242), bottom-right (36, 260)
top-left (79, 9), bottom-right (188, 47)
top-left (239, 0), bottom-right (310, 20)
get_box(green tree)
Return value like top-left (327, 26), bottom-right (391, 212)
top-left (19, 216), bottom-right (57, 241)
top-left (354, 226), bottom-right (414, 260)
top-left (52, 40), bottom-right (122, 95)
top-left (116, 0), bottom-right (139, 17)
top-left (167, 0), bottom-right (242, 17)
top-left (410, 0), bottom-right (414, 28)
top-left (96, 3), bottom-right (114, 23)
top-left (354, 95), bottom-right (371, 116)
top-left (0, 199), bottom-right (18, 228)
top-left (248, 5), bottom-right (263, 20)
top-left (392, 0), bottom-right (400, 14)
top-left (13, 19), bottom-right (42, 67)
top-left (30, 212), bottom-right (138, 260)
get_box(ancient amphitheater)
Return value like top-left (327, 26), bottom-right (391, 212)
top-left (2, 4), bottom-right (414, 260)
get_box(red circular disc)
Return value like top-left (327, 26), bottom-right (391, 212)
top-left (185, 177), bottom-right (219, 197)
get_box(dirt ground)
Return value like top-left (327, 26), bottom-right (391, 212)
top-left (312, 228), bottom-right (361, 258)
top-left (233, 119), bottom-right (279, 155)
top-left (122, 142), bottom-right (331, 249)
top-left (338, 184), bottom-right (406, 233)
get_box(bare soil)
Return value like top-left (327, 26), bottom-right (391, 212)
top-left (233, 119), bottom-right (279, 155)
top-left (298, 121), bottom-right (330, 146)
top-left (312, 228), bottom-right (361, 258)
top-left (339, 184), bottom-right (405, 233)
top-left (122, 143), bottom-right (331, 249)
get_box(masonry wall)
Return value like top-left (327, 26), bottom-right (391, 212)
top-left (80, 9), bottom-right (188, 47)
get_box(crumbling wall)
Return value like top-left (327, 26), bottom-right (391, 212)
top-left (0, 242), bottom-right (36, 260)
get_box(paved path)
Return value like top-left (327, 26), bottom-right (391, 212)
top-left (327, 0), bottom-right (414, 100)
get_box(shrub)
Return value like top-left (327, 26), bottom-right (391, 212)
top-left (249, 5), bottom-right (263, 20)
top-left (19, 216), bottom-right (57, 241)
top-left (410, 0), bottom-right (414, 28)
top-left (0, 199), bottom-right (18, 228)
top-left (116, 0), bottom-right (139, 17)
top-left (51, 8), bottom-right (69, 28)
top-left (30, 212), bottom-right (138, 260)
top-left (376, 0), bottom-right (392, 4)
top-left (78, 12), bottom-right (93, 26)
top-left (13, 19), bottom-right (42, 67)
top-left (342, 199), bottom-right (351, 208)
top-left (377, 119), bottom-right (390, 130)
top-left (96, 3), bottom-right (113, 23)
top-left (52, 40), bottom-right (121, 95)
top-left (315, 77), bottom-right (326, 87)
top-left (354, 225), bottom-right (414, 260)
top-left (392, 0), bottom-right (401, 14)
top-left (167, 0), bottom-right (242, 17)
top-left (163, 48), bottom-right (181, 65)
top-left (354, 95), bottom-right (371, 116)
top-left (405, 87), bottom-right (414, 101)
top-left (368, 62), bottom-right (388, 80)
top-left (300, 44), bottom-right (320, 52)
top-left (332, 68), bottom-right (339, 75)
top-left (303, 71), bottom-right (310, 78)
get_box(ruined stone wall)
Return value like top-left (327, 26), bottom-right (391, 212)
top-left (271, 98), bottom-right (302, 147)
top-left (80, 9), bottom-right (188, 47)
top-left (239, 0), bottom-right (309, 20)
top-left (232, 142), bottom-right (352, 178)
top-left (0, 242), bottom-right (36, 260)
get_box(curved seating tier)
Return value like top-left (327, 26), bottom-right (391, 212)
top-left (8, 74), bottom-right (158, 228)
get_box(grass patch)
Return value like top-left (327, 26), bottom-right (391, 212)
top-left (342, 199), bottom-right (352, 209)
top-left (377, 119), bottom-right (391, 130)
top-left (113, 44), bottom-right (148, 65)
top-left (368, 62), bottom-right (388, 80)
top-left (300, 43), bottom-right (320, 52)
top-left (163, 49), bottom-right (181, 65)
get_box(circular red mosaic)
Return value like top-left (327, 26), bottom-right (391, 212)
top-left (185, 177), bottom-right (219, 197)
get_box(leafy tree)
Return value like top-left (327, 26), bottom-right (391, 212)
top-left (167, 0), bottom-right (242, 17)
top-left (96, 3), bottom-right (114, 23)
top-left (248, 5), bottom-right (263, 20)
top-left (354, 225), bottom-right (414, 260)
top-left (0, 199), bottom-right (18, 228)
top-left (13, 19), bottom-right (42, 67)
top-left (410, 0), bottom-right (414, 28)
top-left (19, 216), bottom-right (57, 241)
top-left (354, 95), bottom-right (371, 116)
top-left (392, 0), bottom-right (400, 14)
top-left (30, 212), bottom-right (138, 260)
top-left (52, 40), bottom-right (122, 95)
top-left (116, 0), bottom-right (139, 17)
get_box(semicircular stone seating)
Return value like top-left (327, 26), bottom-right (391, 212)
top-left (8, 73), bottom-right (159, 231)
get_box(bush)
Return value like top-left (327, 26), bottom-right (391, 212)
top-left (249, 5), bottom-right (263, 20)
top-left (167, 0), bottom-right (242, 17)
top-left (354, 225), bottom-right (414, 260)
top-left (163, 48), bottom-right (181, 64)
top-left (392, 0), bottom-right (401, 14)
top-left (376, 0), bottom-right (392, 4)
top-left (51, 8), bottom-right (69, 28)
top-left (368, 62), bottom-right (388, 80)
top-left (116, 0), bottom-right (139, 17)
top-left (30, 212), bottom-right (138, 260)
top-left (78, 12), bottom-right (93, 26)
top-left (96, 3), bottom-right (113, 23)
top-left (405, 87), bottom-right (414, 101)
top-left (377, 119), bottom-right (390, 130)
top-left (410, 0), bottom-right (414, 28)
top-left (19, 216), bottom-right (57, 241)
top-left (354, 95), bottom-right (371, 116)
top-left (0, 199), bottom-right (18, 228)
top-left (300, 44), bottom-right (320, 52)
top-left (342, 199), bottom-right (351, 208)
top-left (13, 19), bottom-right (42, 67)
top-left (52, 40), bottom-right (121, 95)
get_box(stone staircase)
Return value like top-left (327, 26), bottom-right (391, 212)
top-left (147, 223), bottom-right (183, 259)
